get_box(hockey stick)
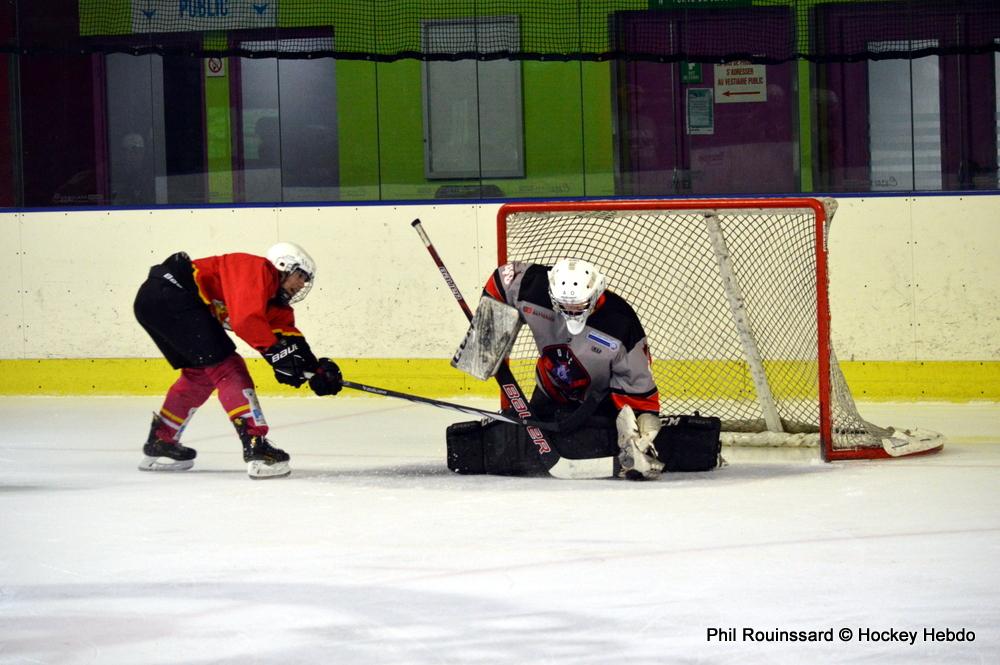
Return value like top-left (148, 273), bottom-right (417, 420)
top-left (340, 377), bottom-right (613, 480)
top-left (341, 380), bottom-right (564, 431)
top-left (412, 220), bottom-right (475, 319)
top-left (412, 218), bottom-right (580, 456)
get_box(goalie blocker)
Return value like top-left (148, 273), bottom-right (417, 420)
top-left (450, 296), bottom-right (522, 380)
top-left (447, 411), bottom-right (723, 477)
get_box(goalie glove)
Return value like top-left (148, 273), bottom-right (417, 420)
top-left (636, 411), bottom-right (662, 449)
top-left (309, 357), bottom-right (343, 396)
top-left (262, 336), bottom-right (318, 388)
top-left (616, 406), bottom-right (664, 480)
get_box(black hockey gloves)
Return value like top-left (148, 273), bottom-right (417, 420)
top-left (309, 357), bottom-right (343, 396)
top-left (262, 336), bottom-right (318, 388)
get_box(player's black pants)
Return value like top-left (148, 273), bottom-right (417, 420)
top-left (134, 252), bottom-right (236, 369)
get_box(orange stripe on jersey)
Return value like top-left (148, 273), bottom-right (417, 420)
top-left (484, 273), bottom-right (504, 302)
top-left (271, 328), bottom-right (303, 337)
top-left (612, 390), bottom-right (661, 414)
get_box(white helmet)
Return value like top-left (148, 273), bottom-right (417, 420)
top-left (547, 258), bottom-right (606, 335)
top-left (266, 242), bottom-right (316, 304)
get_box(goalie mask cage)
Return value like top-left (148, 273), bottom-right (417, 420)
top-left (497, 198), bottom-right (945, 462)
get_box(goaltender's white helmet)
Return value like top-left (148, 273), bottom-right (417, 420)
top-left (547, 258), bottom-right (606, 335)
top-left (266, 242), bottom-right (316, 304)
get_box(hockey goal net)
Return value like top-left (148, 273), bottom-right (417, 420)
top-left (497, 198), bottom-right (945, 461)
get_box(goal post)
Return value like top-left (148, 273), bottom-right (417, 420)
top-left (496, 197), bottom-right (945, 462)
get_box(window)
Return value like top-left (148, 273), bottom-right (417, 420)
top-left (105, 54), bottom-right (165, 205)
top-left (867, 41), bottom-right (941, 191)
top-left (237, 37), bottom-right (339, 202)
top-left (422, 17), bottom-right (524, 179)
top-left (104, 52), bottom-right (205, 205)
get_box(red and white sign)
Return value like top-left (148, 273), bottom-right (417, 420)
top-left (713, 63), bottom-right (767, 104)
top-left (205, 58), bottom-right (226, 77)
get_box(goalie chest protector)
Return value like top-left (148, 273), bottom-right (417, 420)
top-left (654, 413), bottom-right (722, 472)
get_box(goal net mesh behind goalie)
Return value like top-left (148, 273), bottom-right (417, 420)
top-left (497, 198), bottom-right (941, 460)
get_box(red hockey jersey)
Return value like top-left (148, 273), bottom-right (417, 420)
top-left (191, 253), bottom-right (303, 351)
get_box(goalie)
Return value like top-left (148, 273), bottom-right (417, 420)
top-left (448, 258), bottom-right (667, 480)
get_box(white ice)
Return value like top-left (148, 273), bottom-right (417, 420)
top-left (1, 396), bottom-right (998, 664)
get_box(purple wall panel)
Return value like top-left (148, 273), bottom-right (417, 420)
top-left (626, 60), bottom-right (682, 194)
top-left (687, 63), bottom-right (794, 194)
top-left (818, 3), bottom-right (999, 192)
top-left (618, 9), bottom-right (796, 195)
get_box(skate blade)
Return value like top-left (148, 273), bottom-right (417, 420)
top-left (138, 456), bottom-right (194, 472)
top-left (247, 460), bottom-right (291, 479)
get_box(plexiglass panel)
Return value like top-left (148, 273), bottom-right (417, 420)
top-left (238, 38), bottom-right (338, 203)
top-left (868, 42), bottom-right (941, 191)
top-left (105, 54), bottom-right (166, 205)
top-left (422, 18), bottom-right (524, 180)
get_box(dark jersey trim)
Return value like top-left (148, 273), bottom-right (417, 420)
top-left (516, 264), bottom-right (554, 310)
top-left (582, 291), bottom-right (646, 352)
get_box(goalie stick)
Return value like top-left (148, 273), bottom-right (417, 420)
top-left (412, 219), bottom-right (552, 454)
top-left (340, 377), bottom-right (613, 479)
top-left (412, 218), bottom-right (607, 456)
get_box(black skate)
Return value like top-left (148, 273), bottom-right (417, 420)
top-left (233, 417), bottom-right (291, 479)
top-left (138, 413), bottom-right (196, 472)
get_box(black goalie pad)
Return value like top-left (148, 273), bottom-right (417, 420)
top-left (446, 421), bottom-right (489, 475)
top-left (446, 420), bottom-right (552, 476)
top-left (446, 416), bottom-right (617, 477)
top-left (654, 413), bottom-right (723, 472)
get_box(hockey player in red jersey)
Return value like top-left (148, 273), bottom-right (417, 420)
top-left (448, 258), bottom-right (666, 480)
top-left (133, 242), bottom-right (342, 479)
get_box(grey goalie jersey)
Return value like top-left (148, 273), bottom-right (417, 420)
top-left (483, 261), bottom-right (660, 416)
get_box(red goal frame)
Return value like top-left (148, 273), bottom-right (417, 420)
top-left (495, 197), bottom-right (902, 461)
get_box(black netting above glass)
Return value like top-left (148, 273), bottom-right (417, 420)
top-left (3, 1), bottom-right (1000, 63)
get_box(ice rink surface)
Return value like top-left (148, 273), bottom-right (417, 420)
top-left (1, 395), bottom-right (998, 664)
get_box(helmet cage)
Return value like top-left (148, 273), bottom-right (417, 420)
top-left (550, 295), bottom-right (598, 332)
top-left (266, 242), bottom-right (316, 304)
top-left (547, 259), bottom-right (605, 335)
top-left (279, 267), bottom-right (313, 305)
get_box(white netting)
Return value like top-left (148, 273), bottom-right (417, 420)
top-left (500, 200), bottom-right (892, 455)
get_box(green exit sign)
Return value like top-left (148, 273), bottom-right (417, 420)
top-left (649, 0), bottom-right (752, 8)
top-left (680, 61), bottom-right (702, 83)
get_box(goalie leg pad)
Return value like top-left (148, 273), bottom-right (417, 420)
top-left (446, 421), bottom-right (488, 474)
top-left (654, 414), bottom-right (723, 472)
top-left (446, 420), bottom-right (555, 476)
top-left (550, 420), bottom-right (618, 460)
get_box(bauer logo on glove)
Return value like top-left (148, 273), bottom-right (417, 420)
top-left (262, 336), bottom-right (318, 388)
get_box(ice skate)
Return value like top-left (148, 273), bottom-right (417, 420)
top-left (233, 417), bottom-right (291, 479)
top-left (138, 413), bottom-right (196, 472)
